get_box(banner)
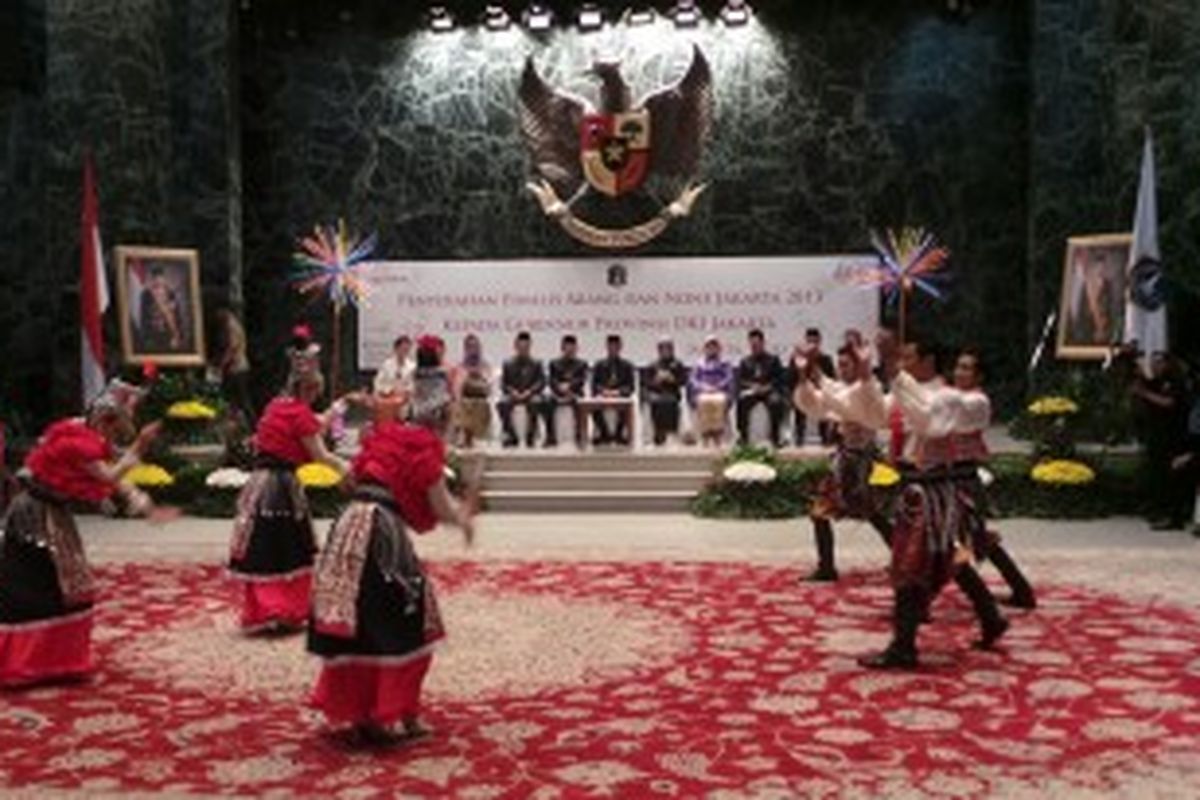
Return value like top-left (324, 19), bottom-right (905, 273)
top-left (358, 256), bottom-right (879, 370)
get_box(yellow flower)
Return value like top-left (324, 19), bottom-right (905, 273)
top-left (123, 463), bottom-right (175, 488)
top-left (296, 462), bottom-right (342, 489)
top-left (166, 400), bottom-right (218, 420)
top-left (1027, 396), bottom-right (1079, 416)
top-left (1030, 459), bottom-right (1095, 486)
top-left (868, 462), bottom-right (901, 487)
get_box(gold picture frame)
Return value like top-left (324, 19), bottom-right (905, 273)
top-left (114, 246), bottom-right (207, 367)
top-left (1055, 233), bottom-right (1132, 361)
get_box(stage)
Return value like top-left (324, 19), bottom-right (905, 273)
top-left (3, 513), bottom-right (1198, 798)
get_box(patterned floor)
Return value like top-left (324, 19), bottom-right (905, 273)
top-left (3, 553), bottom-right (1200, 798)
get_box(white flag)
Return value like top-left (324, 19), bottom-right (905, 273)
top-left (1122, 127), bottom-right (1167, 373)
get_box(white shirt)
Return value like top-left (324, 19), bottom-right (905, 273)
top-left (373, 354), bottom-right (415, 395)
top-left (891, 372), bottom-right (991, 439)
top-left (794, 373), bottom-right (888, 430)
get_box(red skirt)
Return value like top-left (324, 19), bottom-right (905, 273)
top-left (310, 652), bottom-right (434, 726)
top-left (232, 569), bottom-right (312, 631)
top-left (0, 609), bottom-right (94, 689)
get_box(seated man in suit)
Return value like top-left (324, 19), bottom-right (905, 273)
top-left (496, 331), bottom-right (546, 448)
top-left (591, 334), bottom-right (636, 446)
top-left (541, 334), bottom-right (589, 448)
top-left (643, 338), bottom-right (689, 446)
top-left (736, 328), bottom-right (787, 448)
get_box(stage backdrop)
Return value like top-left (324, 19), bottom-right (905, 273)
top-left (358, 256), bottom-right (878, 369)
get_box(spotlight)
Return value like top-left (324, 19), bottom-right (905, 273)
top-left (625, 4), bottom-right (656, 26)
top-left (669, 0), bottom-right (702, 28)
top-left (524, 3), bottom-right (554, 31)
top-left (428, 5), bottom-right (454, 32)
top-left (719, 0), bottom-right (751, 26)
top-left (483, 4), bottom-right (512, 30)
top-left (577, 2), bottom-right (603, 31)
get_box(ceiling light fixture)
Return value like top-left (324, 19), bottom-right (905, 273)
top-left (483, 4), bottom-right (512, 30)
top-left (524, 3), bottom-right (554, 31)
top-left (428, 5), bottom-right (454, 32)
top-left (669, 0), bottom-right (702, 28)
top-left (719, 0), bottom-right (751, 26)
top-left (578, 3), bottom-right (603, 31)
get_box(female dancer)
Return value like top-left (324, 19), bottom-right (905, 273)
top-left (0, 380), bottom-right (167, 687)
top-left (309, 347), bottom-right (474, 744)
top-left (228, 326), bottom-right (349, 632)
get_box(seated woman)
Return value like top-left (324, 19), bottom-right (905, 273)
top-left (688, 336), bottom-right (734, 447)
top-left (1, 380), bottom-right (171, 688)
top-left (228, 326), bottom-right (351, 633)
top-left (308, 346), bottom-right (474, 745)
top-left (450, 334), bottom-right (493, 449)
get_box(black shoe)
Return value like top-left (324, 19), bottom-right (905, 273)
top-left (858, 646), bottom-right (917, 670)
top-left (1150, 519), bottom-right (1184, 531)
top-left (525, 437), bottom-right (536, 448)
top-left (502, 434), bottom-right (518, 448)
top-left (974, 616), bottom-right (1010, 651)
top-left (543, 438), bottom-right (558, 448)
top-left (804, 567), bottom-right (839, 583)
top-left (1001, 592), bottom-right (1037, 610)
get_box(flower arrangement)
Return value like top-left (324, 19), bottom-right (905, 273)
top-left (868, 462), bottom-right (901, 487)
top-left (296, 462), bottom-right (342, 489)
top-left (1028, 396), bottom-right (1079, 417)
top-left (1030, 459), bottom-right (1096, 487)
top-left (722, 461), bottom-right (778, 484)
top-left (166, 400), bottom-right (219, 421)
top-left (123, 463), bottom-right (175, 488)
top-left (205, 467), bottom-right (251, 490)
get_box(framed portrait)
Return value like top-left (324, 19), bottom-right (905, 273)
top-left (114, 246), bottom-right (206, 367)
top-left (1055, 233), bottom-right (1131, 360)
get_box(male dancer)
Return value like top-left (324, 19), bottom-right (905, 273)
top-left (793, 343), bottom-right (893, 581)
top-left (860, 340), bottom-right (1009, 669)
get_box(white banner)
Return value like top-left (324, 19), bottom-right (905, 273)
top-left (358, 256), bottom-right (878, 370)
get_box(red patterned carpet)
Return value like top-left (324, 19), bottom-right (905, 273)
top-left (3, 560), bottom-right (1200, 797)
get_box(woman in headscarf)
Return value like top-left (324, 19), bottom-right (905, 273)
top-left (308, 337), bottom-right (474, 745)
top-left (450, 333), bottom-right (492, 448)
top-left (1, 380), bottom-right (168, 688)
top-left (228, 325), bottom-right (350, 633)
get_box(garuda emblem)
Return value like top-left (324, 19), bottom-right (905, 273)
top-left (518, 46), bottom-right (713, 249)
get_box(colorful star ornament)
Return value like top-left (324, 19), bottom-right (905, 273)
top-left (290, 219), bottom-right (377, 309)
top-left (853, 227), bottom-right (951, 305)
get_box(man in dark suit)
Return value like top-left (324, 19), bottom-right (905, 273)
top-left (496, 331), bottom-right (546, 448)
top-left (541, 334), bottom-right (589, 448)
top-left (643, 338), bottom-right (689, 445)
top-left (736, 329), bottom-right (787, 448)
top-left (788, 327), bottom-right (836, 445)
top-left (591, 334), bottom-right (636, 446)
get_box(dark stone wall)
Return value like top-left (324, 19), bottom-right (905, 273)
top-left (1028, 0), bottom-right (1200, 357)
top-left (240, 3), bottom-right (1032, 402)
top-left (0, 0), bottom-right (239, 428)
top-left (3, 0), bottom-right (1198, 430)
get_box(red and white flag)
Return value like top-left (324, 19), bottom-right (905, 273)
top-left (80, 153), bottom-right (109, 406)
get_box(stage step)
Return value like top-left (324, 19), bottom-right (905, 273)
top-left (482, 489), bottom-right (697, 513)
top-left (483, 470), bottom-right (710, 493)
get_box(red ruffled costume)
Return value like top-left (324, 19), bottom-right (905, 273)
top-left (308, 422), bottom-right (446, 728)
top-left (228, 398), bottom-right (321, 631)
top-left (1, 420), bottom-right (113, 688)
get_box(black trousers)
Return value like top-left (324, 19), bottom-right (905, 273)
top-left (593, 405), bottom-right (631, 443)
top-left (539, 396), bottom-right (584, 444)
top-left (497, 397), bottom-right (540, 444)
top-left (793, 410), bottom-right (835, 446)
top-left (736, 392), bottom-right (785, 445)
top-left (648, 396), bottom-right (681, 443)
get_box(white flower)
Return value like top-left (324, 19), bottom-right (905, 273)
top-left (722, 461), bottom-right (777, 484)
top-left (205, 467), bottom-right (251, 489)
top-left (977, 467), bottom-right (995, 487)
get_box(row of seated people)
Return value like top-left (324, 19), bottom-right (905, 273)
top-left (373, 329), bottom-right (844, 449)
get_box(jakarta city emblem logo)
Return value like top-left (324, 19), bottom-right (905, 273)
top-left (518, 45), bottom-right (713, 249)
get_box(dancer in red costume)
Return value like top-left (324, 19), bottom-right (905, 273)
top-left (228, 327), bottom-right (350, 633)
top-left (0, 380), bottom-right (169, 688)
top-left (309, 340), bottom-right (474, 745)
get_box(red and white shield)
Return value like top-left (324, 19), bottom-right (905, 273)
top-left (580, 111), bottom-right (651, 197)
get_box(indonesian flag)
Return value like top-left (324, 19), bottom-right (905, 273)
top-left (1122, 127), bottom-right (1168, 374)
top-left (80, 154), bottom-right (109, 406)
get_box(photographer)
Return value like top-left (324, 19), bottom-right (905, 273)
top-left (1130, 350), bottom-right (1191, 530)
